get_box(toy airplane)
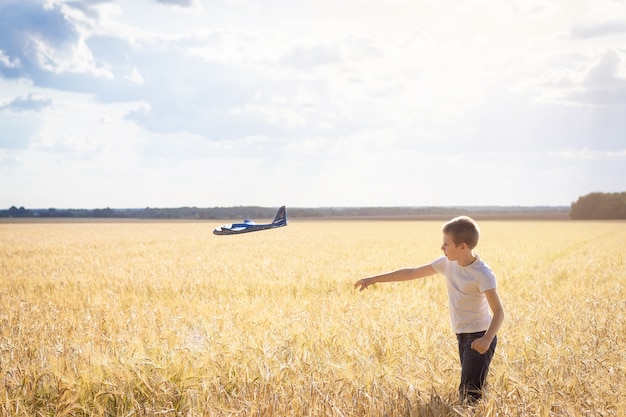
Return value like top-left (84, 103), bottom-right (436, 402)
top-left (213, 206), bottom-right (287, 235)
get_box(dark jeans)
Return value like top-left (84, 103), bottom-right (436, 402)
top-left (456, 331), bottom-right (497, 402)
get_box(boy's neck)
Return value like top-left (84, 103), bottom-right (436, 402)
top-left (458, 251), bottom-right (477, 267)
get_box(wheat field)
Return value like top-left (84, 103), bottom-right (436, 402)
top-left (0, 219), bottom-right (624, 416)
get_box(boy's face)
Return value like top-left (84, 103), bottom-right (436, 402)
top-left (441, 233), bottom-right (465, 261)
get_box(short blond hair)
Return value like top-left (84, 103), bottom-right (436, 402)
top-left (442, 216), bottom-right (480, 249)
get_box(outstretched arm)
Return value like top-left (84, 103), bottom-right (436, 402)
top-left (354, 264), bottom-right (437, 291)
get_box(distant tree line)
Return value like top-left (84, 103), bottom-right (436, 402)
top-left (6, 195), bottom-right (625, 219)
top-left (570, 192), bottom-right (626, 220)
top-left (0, 205), bottom-right (571, 219)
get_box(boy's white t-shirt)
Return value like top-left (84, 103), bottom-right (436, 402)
top-left (431, 255), bottom-right (497, 334)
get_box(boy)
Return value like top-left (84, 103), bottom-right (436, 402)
top-left (354, 216), bottom-right (504, 402)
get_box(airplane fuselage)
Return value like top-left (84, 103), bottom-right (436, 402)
top-left (213, 206), bottom-right (287, 235)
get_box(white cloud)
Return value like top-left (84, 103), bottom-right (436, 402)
top-left (125, 67), bottom-right (144, 84)
top-left (571, 19), bottom-right (626, 38)
top-left (0, 92), bottom-right (52, 112)
top-left (0, 50), bottom-right (21, 68)
top-left (155, 0), bottom-right (198, 7)
top-left (521, 48), bottom-right (626, 107)
top-left (553, 148), bottom-right (626, 160)
top-left (184, 29), bottom-right (269, 66)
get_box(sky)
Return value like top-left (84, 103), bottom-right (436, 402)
top-left (1, 0), bottom-right (625, 209)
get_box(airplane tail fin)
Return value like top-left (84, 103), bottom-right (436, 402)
top-left (273, 206), bottom-right (287, 225)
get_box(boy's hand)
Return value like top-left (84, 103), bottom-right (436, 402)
top-left (354, 278), bottom-right (370, 291)
top-left (471, 336), bottom-right (493, 354)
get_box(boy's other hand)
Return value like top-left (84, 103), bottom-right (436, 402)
top-left (471, 336), bottom-right (493, 354)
